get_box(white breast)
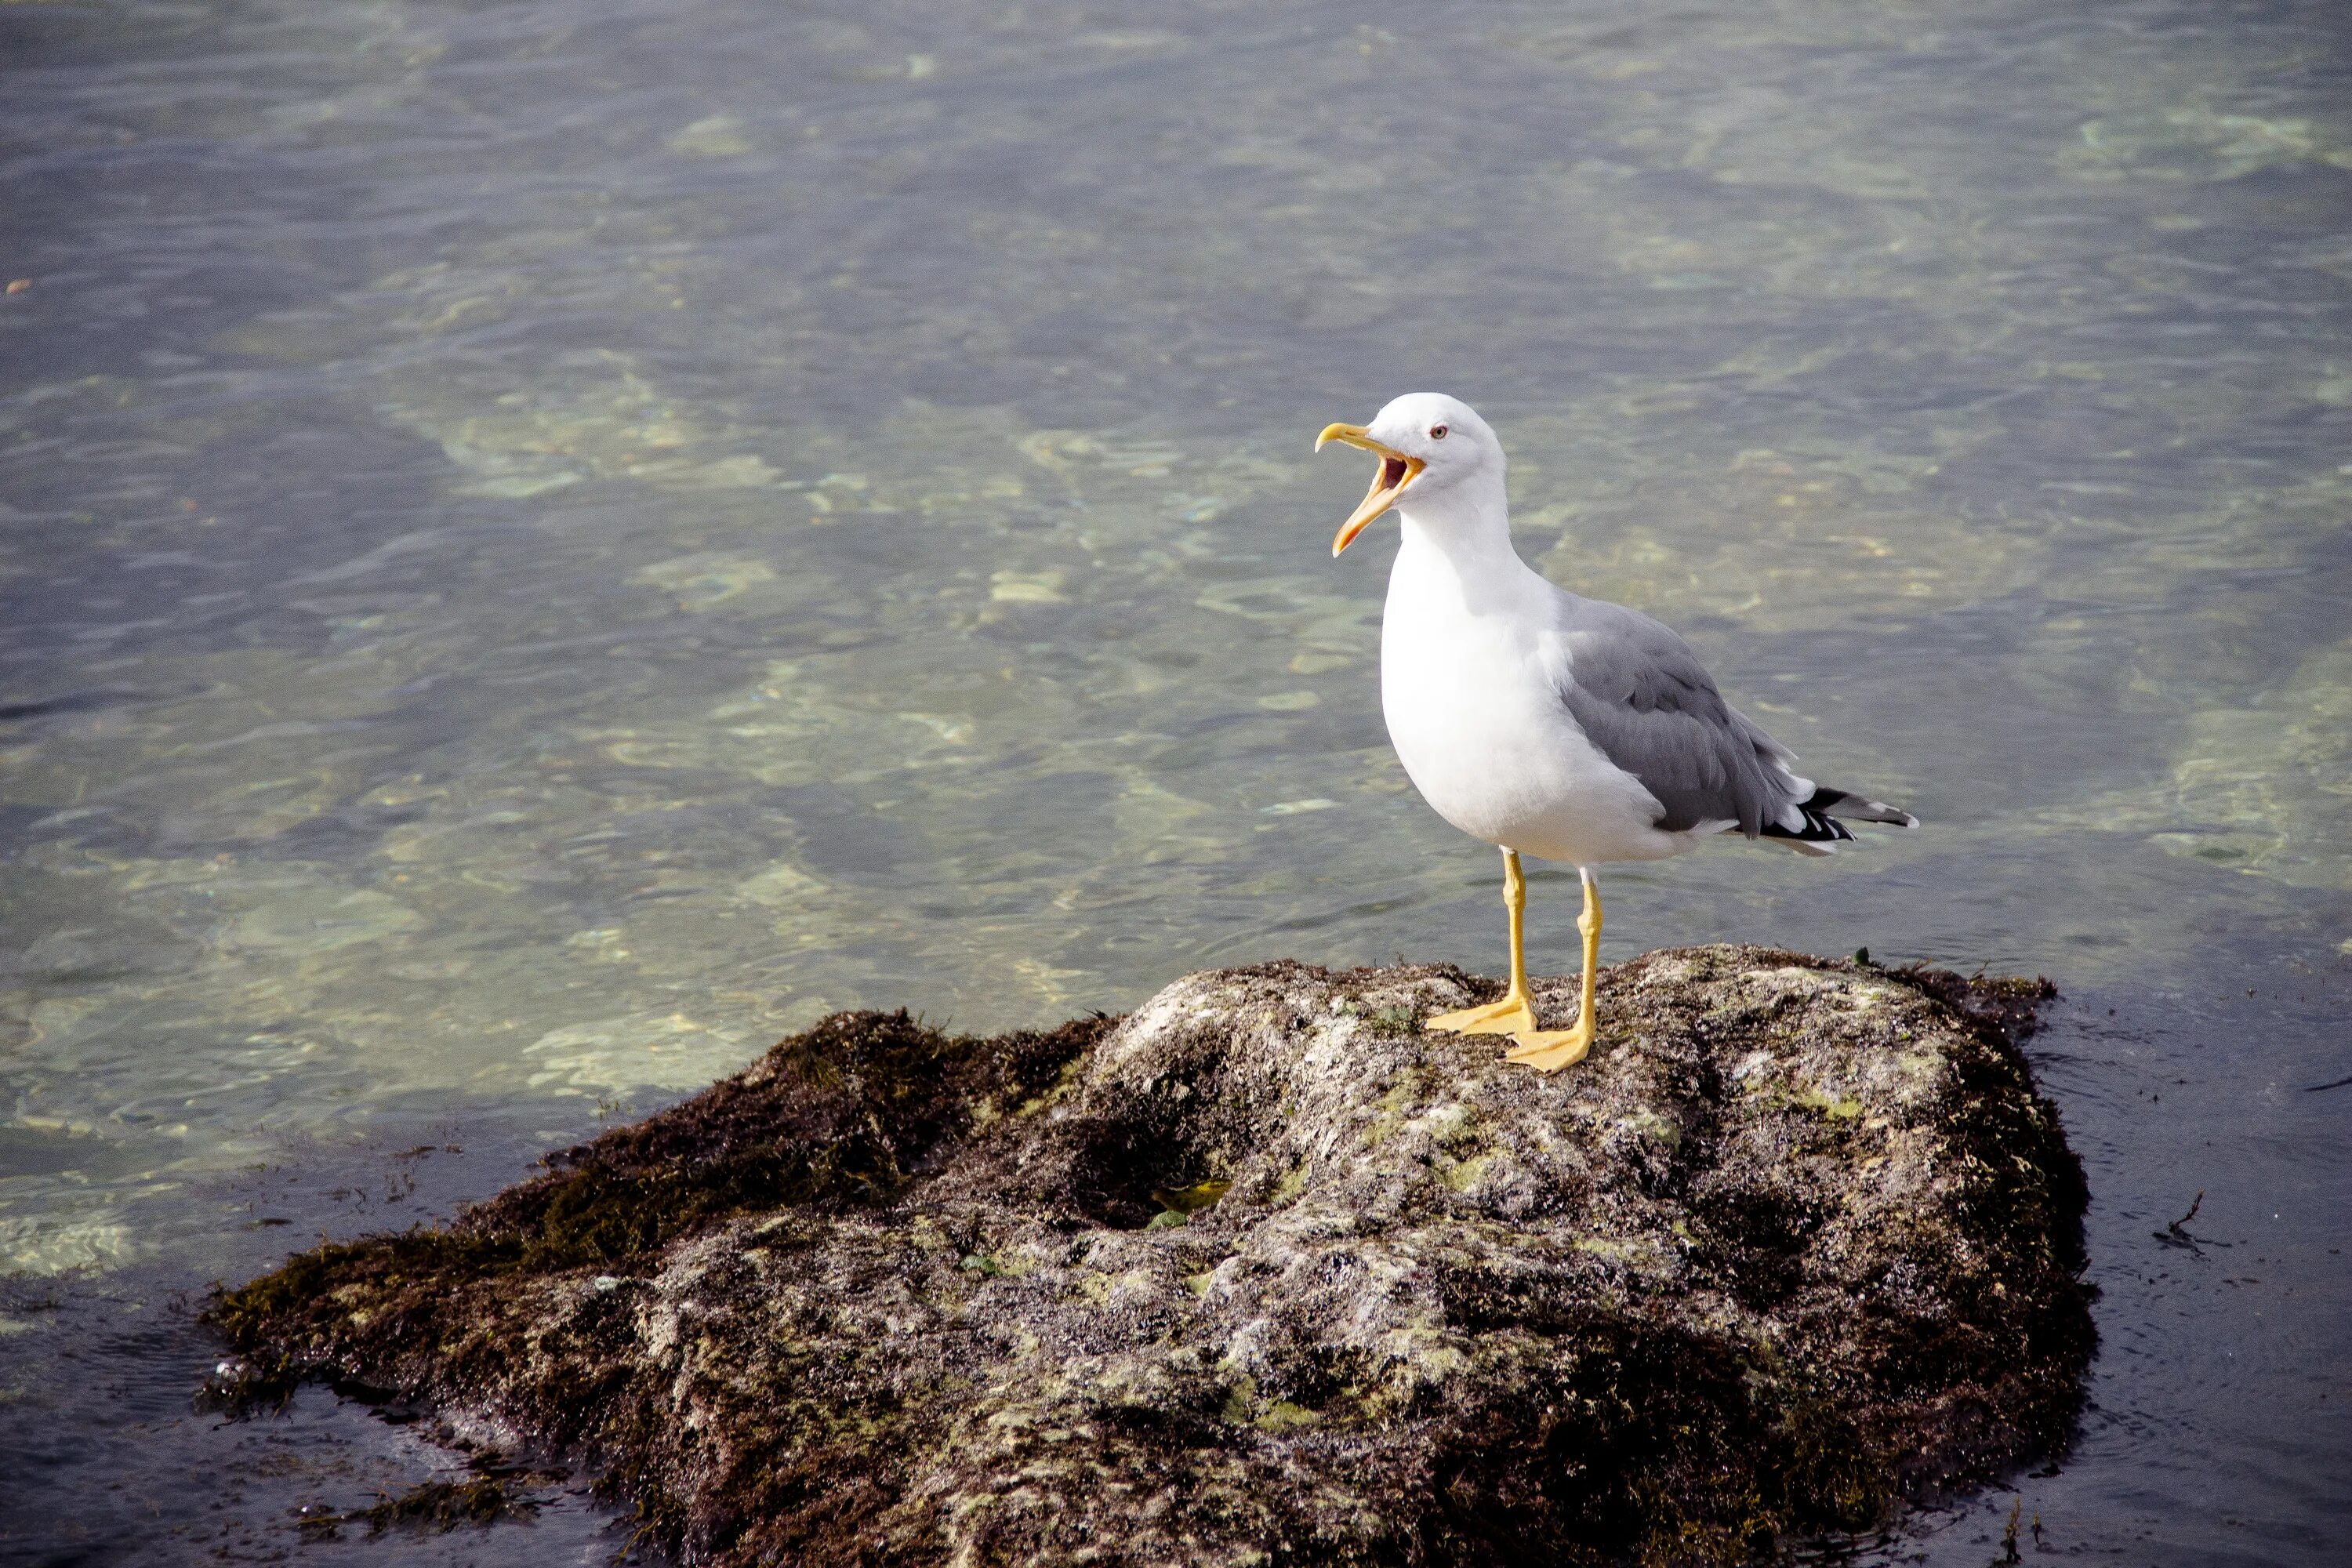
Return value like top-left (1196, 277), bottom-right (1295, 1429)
top-left (1378, 532), bottom-right (1696, 867)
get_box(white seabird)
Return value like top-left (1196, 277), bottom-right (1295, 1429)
top-left (1317, 393), bottom-right (1918, 1072)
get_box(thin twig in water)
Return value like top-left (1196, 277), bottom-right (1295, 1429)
top-left (2303, 1073), bottom-right (2352, 1093)
top-left (2153, 1189), bottom-right (2213, 1254)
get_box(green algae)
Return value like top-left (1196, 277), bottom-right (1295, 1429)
top-left (361, 1476), bottom-right (536, 1534)
top-left (1796, 1087), bottom-right (1866, 1121)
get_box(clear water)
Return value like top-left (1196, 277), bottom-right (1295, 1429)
top-left (3, 0), bottom-right (2347, 1561)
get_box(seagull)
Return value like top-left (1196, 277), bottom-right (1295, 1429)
top-left (1316, 394), bottom-right (1917, 1072)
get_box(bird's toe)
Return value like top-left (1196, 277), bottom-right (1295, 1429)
top-left (1428, 996), bottom-right (1536, 1036)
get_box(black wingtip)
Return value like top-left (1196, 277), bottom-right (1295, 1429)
top-left (1800, 785), bottom-right (1918, 830)
top-left (1761, 807), bottom-right (1857, 846)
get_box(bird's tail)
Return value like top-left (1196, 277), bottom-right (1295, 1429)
top-left (1754, 783), bottom-right (1919, 856)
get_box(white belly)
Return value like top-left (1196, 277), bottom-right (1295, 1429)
top-left (1379, 553), bottom-right (1698, 867)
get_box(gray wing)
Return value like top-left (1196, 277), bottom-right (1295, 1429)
top-left (1546, 594), bottom-right (1799, 838)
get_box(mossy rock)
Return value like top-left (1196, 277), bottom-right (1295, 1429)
top-left (212, 946), bottom-right (2092, 1566)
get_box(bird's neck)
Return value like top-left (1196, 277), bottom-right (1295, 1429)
top-left (1393, 473), bottom-right (1537, 603)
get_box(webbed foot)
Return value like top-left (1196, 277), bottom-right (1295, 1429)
top-left (1504, 1019), bottom-right (1594, 1073)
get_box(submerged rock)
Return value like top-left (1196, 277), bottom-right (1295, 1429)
top-left (213, 946), bottom-right (2092, 1566)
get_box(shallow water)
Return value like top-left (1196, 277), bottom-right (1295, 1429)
top-left (2, 0), bottom-right (2347, 1560)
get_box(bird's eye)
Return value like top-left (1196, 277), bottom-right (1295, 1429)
top-left (1429, 424), bottom-right (1449, 440)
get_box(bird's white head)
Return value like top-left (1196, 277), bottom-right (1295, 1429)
top-left (1315, 393), bottom-right (1504, 556)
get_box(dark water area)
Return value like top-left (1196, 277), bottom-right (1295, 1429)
top-left (2, 0), bottom-right (2347, 1562)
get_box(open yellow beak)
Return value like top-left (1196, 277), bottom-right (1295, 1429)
top-left (1316, 423), bottom-right (1425, 557)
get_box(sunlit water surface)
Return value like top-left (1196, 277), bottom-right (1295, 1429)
top-left (3, 0), bottom-right (2348, 1562)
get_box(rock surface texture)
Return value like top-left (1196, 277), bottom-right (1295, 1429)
top-left (216, 947), bottom-right (2092, 1566)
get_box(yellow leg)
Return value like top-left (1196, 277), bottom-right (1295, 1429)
top-left (1504, 866), bottom-right (1598, 1072)
top-left (1428, 848), bottom-right (1541, 1036)
top-left (1427, 852), bottom-right (1597, 1070)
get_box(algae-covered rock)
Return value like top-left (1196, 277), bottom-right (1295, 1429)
top-left (212, 946), bottom-right (2091, 1566)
